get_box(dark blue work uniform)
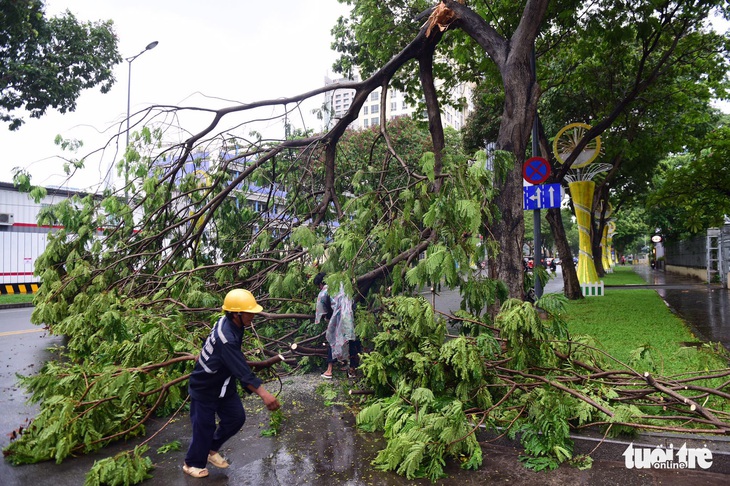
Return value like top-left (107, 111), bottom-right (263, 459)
top-left (184, 315), bottom-right (262, 468)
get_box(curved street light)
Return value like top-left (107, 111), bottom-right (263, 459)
top-left (124, 41), bottom-right (158, 198)
top-left (126, 40), bottom-right (158, 147)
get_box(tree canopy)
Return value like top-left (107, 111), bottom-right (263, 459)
top-left (334, 0), bottom-right (730, 291)
top-left (0, 0), bottom-right (121, 130)
top-left (647, 124), bottom-right (730, 238)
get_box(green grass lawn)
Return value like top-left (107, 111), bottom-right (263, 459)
top-left (560, 271), bottom-right (729, 426)
top-left (0, 293), bottom-right (35, 305)
top-left (562, 288), bottom-right (725, 377)
top-left (565, 291), bottom-right (690, 368)
top-left (600, 265), bottom-right (647, 285)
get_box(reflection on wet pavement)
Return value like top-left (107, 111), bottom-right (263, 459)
top-left (631, 265), bottom-right (730, 350)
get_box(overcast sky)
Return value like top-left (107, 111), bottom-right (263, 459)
top-left (0, 0), bottom-right (351, 189)
top-left (2, 3), bottom-right (727, 191)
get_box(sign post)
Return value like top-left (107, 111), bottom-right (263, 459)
top-left (522, 154), bottom-right (551, 300)
top-left (528, 46), bottom-right (544, 300)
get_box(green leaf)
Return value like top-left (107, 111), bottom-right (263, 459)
top-left (420, 152), bottom-right (435, 182)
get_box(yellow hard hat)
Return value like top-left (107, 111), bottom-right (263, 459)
top-left (221, 289), bottom-right (263, 313)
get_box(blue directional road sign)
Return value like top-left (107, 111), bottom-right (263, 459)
top-left (523, 184), bottom-right (562, 210)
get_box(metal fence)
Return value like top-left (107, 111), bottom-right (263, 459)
top-left (664, 234), bottom-right (707, 268)
top-left (664, 224), bottom-right (729, 286)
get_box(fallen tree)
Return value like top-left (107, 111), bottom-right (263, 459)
top-left (5, 1), bottom-right (730, 484)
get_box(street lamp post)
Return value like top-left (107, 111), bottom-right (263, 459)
top-left (124, 40), bottom-right (158, 198)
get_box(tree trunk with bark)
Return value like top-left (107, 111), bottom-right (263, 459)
top-left (449, 0), bottom-right (549, 299)
top-left (545, 207), bottom-right (583, 299)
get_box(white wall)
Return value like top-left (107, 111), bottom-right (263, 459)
top-left (0, 231), bottom-right (48, 284)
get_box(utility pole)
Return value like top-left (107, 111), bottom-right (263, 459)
top-left (531, 46), bottom-right (543, 299)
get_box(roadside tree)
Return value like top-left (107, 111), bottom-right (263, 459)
top-left (647, 125), bottom-right (730, 237)
top-left (0, 0), bottom-right (121, 130)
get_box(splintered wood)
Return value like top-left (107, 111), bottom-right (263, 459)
top-left (426, 1), bottom-right (464, 37)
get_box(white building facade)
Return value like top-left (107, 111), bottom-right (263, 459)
top-left (324, 74), bottom-right (472, 131)
top-left (0, 182), bottom-right (87, 289)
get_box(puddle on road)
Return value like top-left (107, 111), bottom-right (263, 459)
top-left (205, 374), bottom-right (476, 486)
top-left (235, 378), bottom-right (416, 485)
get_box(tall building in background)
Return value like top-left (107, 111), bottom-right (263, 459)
top-left (323, 73), bottom-right (472, 131)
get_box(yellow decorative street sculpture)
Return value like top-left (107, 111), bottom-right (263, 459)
top-left (553, 123), bottom-right (611, 296)
top-left (596, 203), bottom-right (614, 274)
top-left (568, 180), bottom-right (600, 283)
top-left (606, 219), bottom-right (617, 272)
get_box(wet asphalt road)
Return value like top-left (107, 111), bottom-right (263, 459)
top-left (0, 307), bottom-right (65, 452)
top-left (1, 266), bottom-right (729, 485)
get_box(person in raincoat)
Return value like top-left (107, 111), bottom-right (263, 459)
top-left (314, 272), bottom-right (361, 379)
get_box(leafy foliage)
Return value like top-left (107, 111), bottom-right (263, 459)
top-left (155, 440), bottom-right (181, 454)
top-left (7, 110), bottom-right (507, 479)
top-left (338, 0), bottom-right (730, 291)
top-left (357, 296), bottom-right (574, 479)
top-left (356, 296), bottom-right (488, 480)
top-left (0, 0), bottom-right (121, 130)
top-left (647, 126), bottom-right (730, 238)
top-left (84, 445), bottom-right (153, 486)
top-left (260, 408), bottom-right (284, 437)
top-left (514, 387), bottom-right (574, 471)
top-left (497, 298), bottom-right (567, 370)
top-left (354, 292), bottom-right (730, 476)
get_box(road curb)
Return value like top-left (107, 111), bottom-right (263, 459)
top-left (0, 303), bottom-right (34, 310)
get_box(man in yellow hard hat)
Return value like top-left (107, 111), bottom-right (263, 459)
top-left (183, 289), bottom-right (281, 478)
